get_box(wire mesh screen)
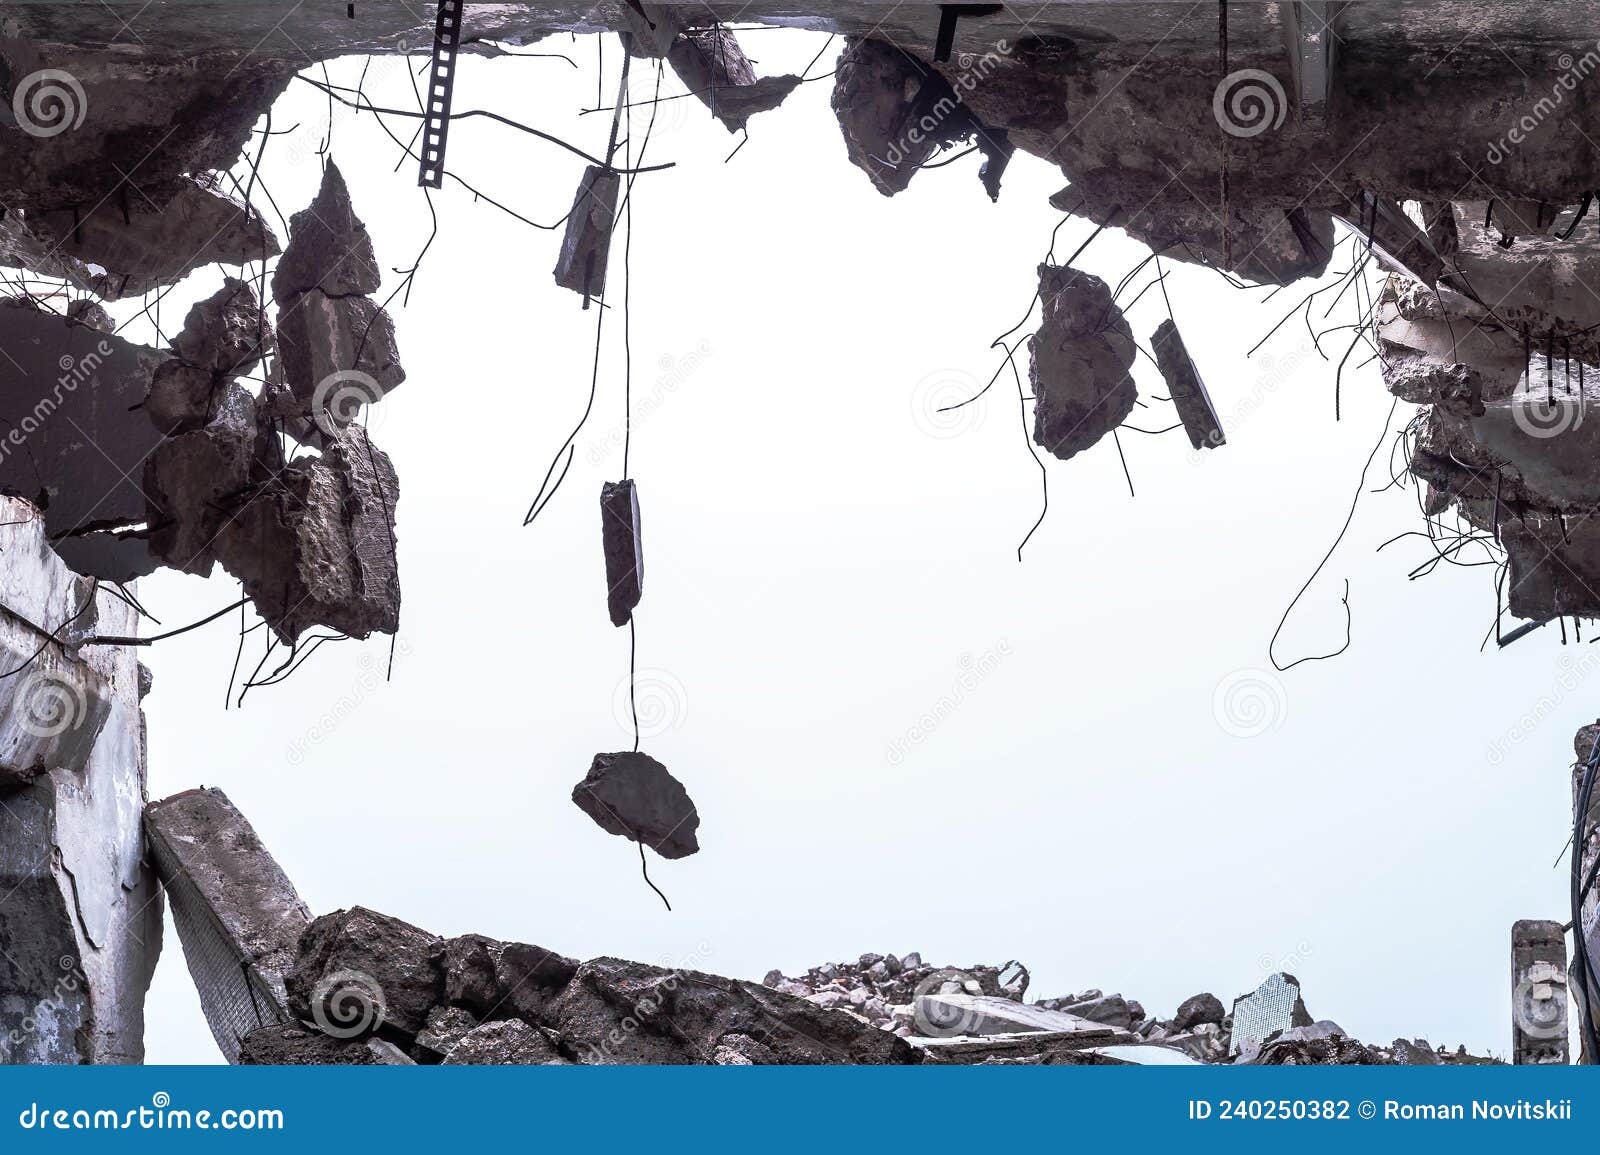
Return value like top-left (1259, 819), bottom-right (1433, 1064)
top-left (150, 837), bottom-right (291, 1064)
top-left (1228, 974), bottom-right (1302, 1059)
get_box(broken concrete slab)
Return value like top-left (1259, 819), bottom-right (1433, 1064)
top-left (553, 165), bottom-right (621, 300)
top-left (167, 277), bottom-right (273, 388)
top-left (0, 302), bottom-right (166, 581)
top-left (493, 940), bottom-right (582, 1025)
top-left (285, 906), bottom-right (443, 1043)
top-left (144, 384), bottom-right (260, 577)
top-left (442, 1018), bottom-right (569, 1065)
top-left (666, 27), bottom-right (802, 133)
top-left (1029, 264), bottom-right (1137, 461)
top-left (27, 175), bottom-right (279, 300)
top-left (910, 1029), bottom-right (1126, 1064)
top-left (143, 786), bottom-right (312, 1063)
top-left (238, 1024), bottom-right (415, 1065)
top-left (913, 992), bottom-right (1111, 1037)
top-left (1229, 973), bottom-right (1314, 1061)
top-left (1151, 319), bottom-right (1224, 451)
top-left (0, 497), bottom-right (160, 1063)
top-left (572, 750), bottom-right (699, 859)
top-left (548, 956), bottom-right (916, 1064)
top-left (600, 479), bottom-right (643, 627)
top-left (274, 289), bottom-right (404, 413)
top-left (216, 424), bottom-right (401, 641)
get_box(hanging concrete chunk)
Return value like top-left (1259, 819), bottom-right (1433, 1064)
top-left (618, 2), bottom-right (685, 57)
top-left (554, 166), bottom-right (621, 300)
top-left (144, 385), bottom-right (260, 577)
top-left (572, 751), bottom-right (699, 859)
top-left (1029, 264), bottom-right (1137, 461)
top-left (144, 277), bottom-right (273, 434)
top-left (144, 787), bottom-right (313, 1063)
top-left (1151, 319), bottom-right (1224, 451)
top-left (271, 161), bottom-right (383, 301)
top-left (1512, 920), bottom-right (1569, 1064)
top-left (600, 479), bottom-right (643, 627)
top-left (667, 26), bottom-right (802, 133)
top-left (0, 300), bottom-right (165, 581)
top-left (1228, 972), bottom-right (1314, 1062)
top-left (216, 425), bottom-right (401, 641)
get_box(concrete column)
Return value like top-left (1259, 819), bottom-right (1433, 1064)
top-left (0, 497), bottom-right (161, 1063)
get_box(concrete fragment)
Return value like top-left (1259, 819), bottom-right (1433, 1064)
top-left (1054, 993), bottom-right (1133, 1030)
top-left (1228, 973), bottom-right (1314, 1061)
top-left (667, 27), bottom-right (802, 132)
top-left (600, 479), bottom-right (643, 627)
top-left (1333, 191), bottom-right (1445, 288)
top-left (1151, 320), bottom-right (1224, 451)
top-left (436, 934), bottom-right (502, 1017)
top-left (285, 906), bottom-right (443, 1042)
top-left (0, 302), bottom-right (165, 581)
top-left (493, 941), bottom-right (581, 1025)
top-left (442, 1018), bottom-right (569, 1065)
top-left (216, 424), bottom-right (401, 641)
top-left (553, 166), bottom-right (621, 300)
top-left (144, 384), bottom-right (260, 577)
top-left (274, 290), bottom-right (404, 415)
top-left (1029, 264), bottom-right (1137, 461)
top-left (0, 499), bottom-right (161, 1063)
top-left (414, 1005), bottom-right (480, 1061)
top-left (1172, 991), bottom-right (1225, 1030)
top-left (28, 175), bottom-right (279, 300)
top-left (618, 2), bottom-right (685, 57)
top-left (910, 1030), bottom-right (1126, 1064)
top-left (547, 956), bottom-right (915, 1064)
top-left (572, 750), bottom-right (700, 859)
top-left (238, 1024), bottom-right (416, 1065)
top-left (270, 161), bottom-right (382, 302)
top-left (1512, 919), bottom-right (1569, 1064)
top-left (171, 278), bottom-right (273, 381)
top-left (144, 786), bottom-right (312, 1063)
top-left (912, 992), bottom-right (1110, 1037)
top-left (830, 38), bottom-right (939, 196)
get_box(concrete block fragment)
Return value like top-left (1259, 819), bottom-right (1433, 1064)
top-left (912, 992), bottom-right (1110, 1037)
top-left (1029, 264), bottom-right (1137, 461)
top-left (414, 1005), bottom-right (480, 1061)
top-left (493, 941), bottom-right (581, 1024)
top-left (553, 166), bottom-right (621, 299)
top-left (270, 161), bottom-right (381, 303)
top-left (1151, 319), bottom-right (1224, 451)
top-left (600, 479), bottom-right (642, 627)
top-left (285, 906), bottom-right (443, 1042)
top-left (238, 1024), bottom-right (415, 1065)
top-left (274, 289), bottom-right (404, 416)
top-left (144, 384), bottom-right (259, 577)
top-left (572, 751), bottom-right (699, 859)
top-left (667, 27), bottom-right (801, 132)
top-left (442, 1019), bottom-right (568, 1064)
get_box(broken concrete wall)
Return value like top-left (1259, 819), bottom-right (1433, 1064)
top-left (0, 496), bottom-right (160, 1063)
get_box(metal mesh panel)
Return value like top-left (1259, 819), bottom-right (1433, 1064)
top-left (150, 837), bottom-right (291, 1064)
top-left (1229, 974), bottom-right (1301, 1059)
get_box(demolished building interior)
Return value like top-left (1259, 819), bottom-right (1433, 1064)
top-left (0, 0), bottom-right (1597, 1065)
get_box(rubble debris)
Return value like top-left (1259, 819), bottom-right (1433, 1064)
top-left (144, 787), bottom-right (311, 1063)
top-left (144, 385), bottom-right (260, 577)
top-left (1255, 1027), bottom-right (1390, 1066)
top-left (1333, 191), bottom-right (1446, 288)
top-left (571, 750), bottom-right (699, 859)
top-left (414, 1006), bottom-right (480, 1060)
top-left (1512, 919), bottom-right (1570, 1064)
top-left (1151, 320), bottom-right (1224, 451)
top-left (270, 161), bottom-right (403, 423)
top-left (0, 503), bottom-right (161, 1061)
top-left (0, 302), bottom-right (166, 581)
top-left (600, 480), bottom-right (643, 627)
top-left (442, 1019), bottom-right (569, 1065)
top-left (1172, 992), bottom-right (1226, 1031)
top-left (915, 992), bottom-right (1120, 1038)
top-left (553, 166), bottom-right (622, 301)
top-left (238, 1024), bottom-right (415, 1065)
top-left (666, 26), bottom-right (803, 132)
top-left (1035, 991), bottom-right (1135, 1031)
top-left (494, 941), bottom-right (583, 1024)
top-left (26, 175), bottom-right (279, 300)
top-left (285, 906), bottom-right (443, 1042)
top-left (216, 424), bottom-right (401, 641)
top-left (1029, 264), bottom-right (1137, 461)
top-left (1228, 972), bottom-right (1314, 1061)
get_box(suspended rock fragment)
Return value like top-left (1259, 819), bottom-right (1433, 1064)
top-left (600, 479), bottom-right (643, 627)
top-left (666, 26), bottom-right (802, 132)
top-left (571, 751), bottom-right (700, 859)
top-left (553, 166), bottom-right (621, 301)
top-left (1029, 264), bottom-right (1137, 461)
top-left (1150, 320), bottom-right (1224, 451)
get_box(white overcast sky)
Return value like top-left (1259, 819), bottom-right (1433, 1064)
top-left (109, 33), bottom-right (1584, 1063)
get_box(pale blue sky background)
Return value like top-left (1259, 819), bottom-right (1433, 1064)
top-left (108, 33), bottom-right (1583, 1062)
